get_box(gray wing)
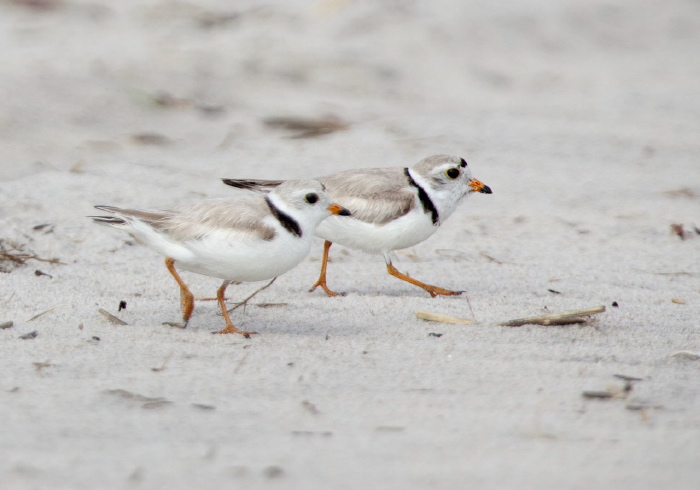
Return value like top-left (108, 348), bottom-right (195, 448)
top-left (93, 197), bottom-right (277, 242)
top-left (166, 196), bottom-right (278, 242)
top-left (320, 168), bottom-right (415, 225)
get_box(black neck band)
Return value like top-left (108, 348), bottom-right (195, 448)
top-left (404, 168), bottom-right (439, 225)
top-left (266, 196), bottom-right (302, 237)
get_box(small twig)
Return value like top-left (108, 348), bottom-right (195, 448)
top-left (227, 277), bottom-right (277, 313)
top-left (98, 308), bottom-right (129, 325)
top-left (103, 389), bottom-right (170, 409)
top-left (464, 294), bottom-right (476, 322)
top-left (582, 390), bottom-right (617, 400)
top-left (26, 308), bottom-right (54, 322)
top-left (479, 252), bottom-right (503, 264)
top-left (613, 374), bottom-right (644, 382)
top-left (415, 310), bottom-right (473, 325)
top-left (162, 321), bottom-right (186, 329)
top-left (498, 306), bottom-right (606, 327)
top-left (131, 132), bottom-right (172, 146)
top-left (670, 350), bottom-right (700, 360)
top-left (636, 269), bottom-right (700, 276)
top-left (415, 305), bottom-right (606, 327)
top-left (0, 243), bottom-right (64, 266)
top-left (613, 374), bottom-right (643, 392)
top-left (582, 373), bottom-right (643, 400)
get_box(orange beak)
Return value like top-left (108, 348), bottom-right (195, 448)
top-left (469, 178), bottom-right (492, 194)
top-left (327, 203), bottom-right (352, 216)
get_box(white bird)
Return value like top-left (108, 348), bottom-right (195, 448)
top-left (91, 179), bottom-right (350, 336)
top-left (222, 155), bottom-right (492, 297)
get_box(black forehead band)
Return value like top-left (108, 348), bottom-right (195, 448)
top-left (460, 158), bottom-right (468, 167)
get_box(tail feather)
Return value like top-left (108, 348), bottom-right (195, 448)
top-left (89, 205), bottom-right (173, 228)
top-left (94, 205), bottom-right (120, 213)
top-left (90, 216), bottom-right (126, 226)
top-left (90, 205), bottom-right (125, 226)
top-left (221, 178), bottom-right (284, 192)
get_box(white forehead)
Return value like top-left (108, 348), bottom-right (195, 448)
top-left (274, 179), bottom-right (326, 197)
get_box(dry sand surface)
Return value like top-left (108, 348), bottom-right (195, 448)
top-left (1, 0), bottom-right (699, 488)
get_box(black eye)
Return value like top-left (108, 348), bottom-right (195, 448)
top-left (305, 193), bottom-right (319, 204)
top-left (446, 168), bottom-right (460, 179)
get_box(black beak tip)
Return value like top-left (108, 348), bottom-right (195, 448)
top-left (339, 208), bottom-right (352, 217)
top-left (480, 185), bottom-right (493, 194)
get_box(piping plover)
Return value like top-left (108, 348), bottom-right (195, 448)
top-left (222, 155), bottom-right (492, 297)
top-left (91, 180), bottom-right (350, 336)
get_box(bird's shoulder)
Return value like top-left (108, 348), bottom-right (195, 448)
top-left (321, 167), bottom-right (416, 225)
top-left (161, 195), bottom-right (278, 242)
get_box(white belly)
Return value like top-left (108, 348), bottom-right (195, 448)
top-left (315, 211), bottom-right (438, 254)
top-left (131, 223), bottom-right (314, 282)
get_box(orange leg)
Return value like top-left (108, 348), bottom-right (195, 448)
top-left (308, 240), bottom-right (344, 297)
top-left (213, 281), bottom-right (257, 337)
top-left (165, 257), bottom-right (194, 326)
top-left (386, 261), bottom-right (464, 298)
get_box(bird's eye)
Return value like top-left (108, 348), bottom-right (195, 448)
top-left (305, 193), bottom-right (319, 204)
top-left (446, 168), bottom-right (460, 179)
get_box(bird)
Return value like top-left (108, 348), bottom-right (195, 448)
top-left (91, 179), bottom-right (351, 336)
top-left (221, 155), bottom-right (492, 297)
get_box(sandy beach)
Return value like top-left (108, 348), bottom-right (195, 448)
top-left (1, 1), bottom-right (699, 488)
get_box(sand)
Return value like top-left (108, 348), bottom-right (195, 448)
top-left (1, 0), bottom-right (699, 488)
